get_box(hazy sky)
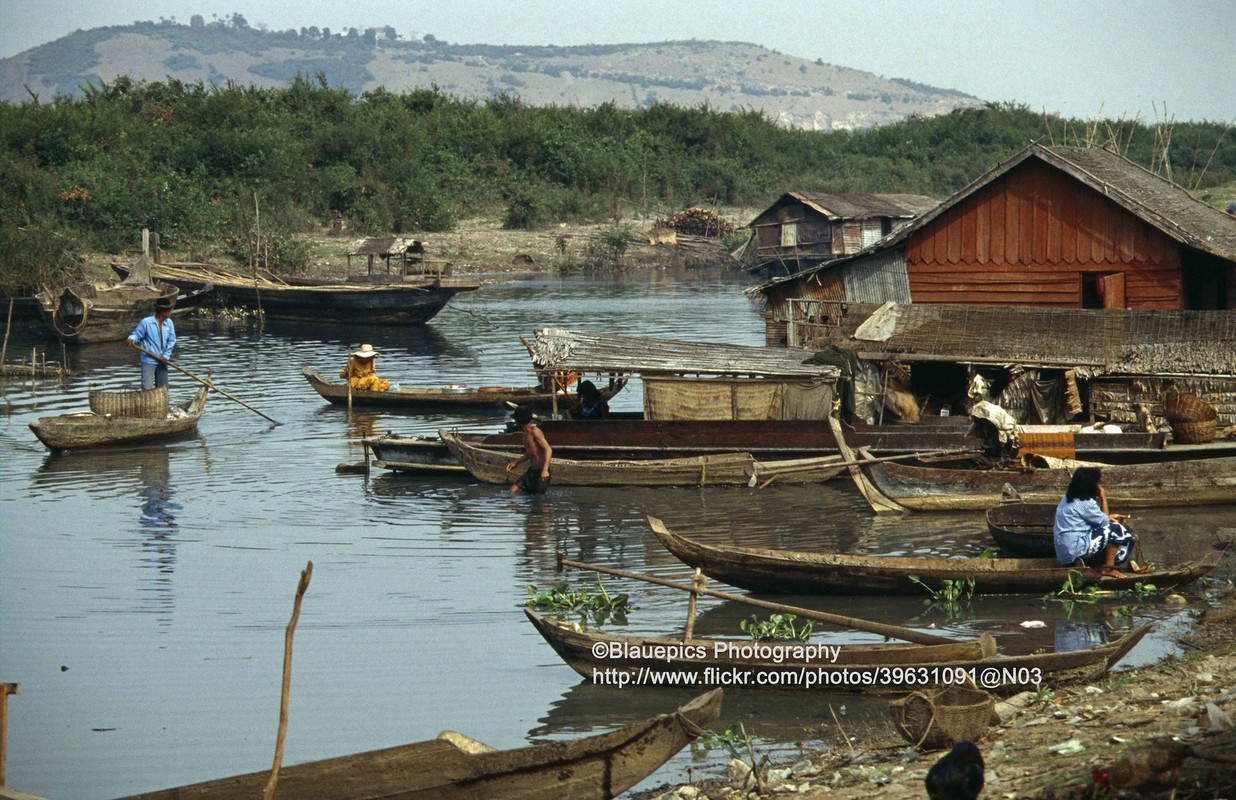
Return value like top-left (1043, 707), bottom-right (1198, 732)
top-left (2, 0), bottom-right (1232, 122)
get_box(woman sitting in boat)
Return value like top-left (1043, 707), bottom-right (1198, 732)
top-left (1053, 467), bottom-right (1136, 578)
top-left (568, 380), bottom-right (609, 420)
top-left (340, 344), bottom-right (390, 392)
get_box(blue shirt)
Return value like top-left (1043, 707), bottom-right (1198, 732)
top-left (1053, 496), bottom-right (1109, 564)
top-left (128, 315), bottom-right (176, 365)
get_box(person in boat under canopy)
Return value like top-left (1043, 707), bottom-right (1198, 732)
top-left (340, 343), bottom-right (390, 392)
top-left (1053, 467), bottom-right (1142, 578)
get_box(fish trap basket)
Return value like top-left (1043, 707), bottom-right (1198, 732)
top-left (89, 385), bottom-right (169, 419)
top-left (1171, 419), bottom-right (1217, 445)
top-left (888, 686), bottom-right (996, 751)
top-left (1162, 389), bottom-right (1217, 424)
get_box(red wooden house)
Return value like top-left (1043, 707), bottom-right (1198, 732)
top-left (755, 144), bottom-right (1236, 332)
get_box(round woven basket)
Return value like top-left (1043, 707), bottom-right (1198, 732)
top-left (1163, 389), bottom-right (1217, 424)
top-left (89, 385), bottom-right (169, 419)
top-left (888, 686), bottom-right (996, 751)
top-left (1171, 419), bottom-right (1217, 445)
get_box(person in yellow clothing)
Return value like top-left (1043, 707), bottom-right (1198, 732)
top-left (340, 343), bottom-right (391, 392)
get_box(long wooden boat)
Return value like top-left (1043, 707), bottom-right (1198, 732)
top-left (527, 609), bottom-right (1150, 693)
top-left (120, 261), bottom-right (481, 325)
top-left (860, 455), bottom-right (1236, 511)
top-left (440, 429), bottom-right (846, 487)
top-left (115, 688), bottom-right (722, 800)
top-left (648, 516), bottom-right (1222, 595)
top-left (986, 501), bottom-right (1059, 558)
top-left (29, 385), bottom-right (209, 452)
top-left (303, 366), bottom-right (625, 410)
top-left (36, 279), bottom-right (180, 344)
top-left (362, 415), bottom-right (1232, 476)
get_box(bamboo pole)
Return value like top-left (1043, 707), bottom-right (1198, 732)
top-left (556, 552), bottom-right (958, 646)
top-left (263, 561), bottom-right (313, 800)
top-left (130, 343), bottom-right (279, 425)
top-left (1, 299), bottom-right (13, 368)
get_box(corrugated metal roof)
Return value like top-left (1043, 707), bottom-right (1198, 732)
top-left (751, 192), bottom-right (938, 225)
top-left (530, 328), bottom-right (841, 379)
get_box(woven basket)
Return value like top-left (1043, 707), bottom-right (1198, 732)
top-left (89, 385), bottom-right (169, 419)
top-left (1171, 419), bottom-right (1217, 445)
top-left (888, 686), bottom-right (997, 751)
top-left (1163, 389), bottom-right (1217, 424)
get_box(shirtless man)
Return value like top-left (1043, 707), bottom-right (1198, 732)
top-left (505, 406), bottom-right (552, 494)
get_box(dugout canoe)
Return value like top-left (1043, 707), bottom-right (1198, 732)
top-left (527, 609), bottom-right (1150, 693)
top-left (29, 385), bottom-right (209, 452)
top-left (114, 688), bottom-right (722, 800)
top-left (303, 366), bottom-right (625, 410)
top-left (985, 501), bottom-right (1060, 558)
top-left (859, 455), bottom-right (1236, 511)
top-left (647, 516), bottom-right (1222, 595)
top-left (439, 428), bottom-right (846, 487)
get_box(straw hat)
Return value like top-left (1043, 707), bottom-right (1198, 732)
top-left (155, 297), bottom-right (175, 311)
top-left (352, 344), bottom-right (379, 359)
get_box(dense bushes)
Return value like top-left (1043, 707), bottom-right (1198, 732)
top-left (1, 77), bottom-right (1233, 293)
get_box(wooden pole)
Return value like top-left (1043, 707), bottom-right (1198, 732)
top-left (829, 416), bottom-right (908, 513)
top-left (263, 561), bottom-right (313, 800)
top-left (683, 568), bottom-right (702, 640)
top-left (1, 299), bottom-right (13, 368)
top-left (131, 343), bottom-right (279, 425)
top-left (0, 683), bottom-right (18, 787)
top-left (556, 552), bottom-right (957, 646)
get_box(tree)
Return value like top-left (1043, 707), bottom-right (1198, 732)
top-left (190, 14), bottom-right (204, 28)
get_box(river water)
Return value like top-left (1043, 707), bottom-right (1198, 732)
top-left (0, 267), bottom-right (1229, 799)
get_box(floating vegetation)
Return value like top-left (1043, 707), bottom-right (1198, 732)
top-left (525, 576), bottom-right (629, 625)
top-left (739, 612), bottom-right (813, 642)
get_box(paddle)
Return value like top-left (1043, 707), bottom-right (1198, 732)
top-left (131, 343), bottom-right (280, 425)
top-left (555, 551), bottom-right (961, 646)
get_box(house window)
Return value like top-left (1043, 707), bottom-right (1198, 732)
top-left (781, 223), bottom-right (798, 248)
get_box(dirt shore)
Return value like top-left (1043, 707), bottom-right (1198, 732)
top-left (640, 561), bottom-right (1236, 800)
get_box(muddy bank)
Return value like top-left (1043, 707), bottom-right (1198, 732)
top-left (641, 565), bottom-right (1236, 800)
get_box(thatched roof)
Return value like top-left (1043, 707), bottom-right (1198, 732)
top-left (753, 143), bottom-right (1236, 294)
top-left (348, 237), bottom-right (424, 257)
top-left (531, 328), bottom-right (841, 379)
top-left (831, 302), bottom-right (1236, 376)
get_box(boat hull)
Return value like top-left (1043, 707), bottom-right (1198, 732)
top-left (303, 367), bottom-right (624, 410)
top-left (527, 609), bottom-right (1150, 694)
top-left (863, 456), bottom-right (1236, 511)
top-left (29, 386), bottom-right (208, 451)
top-left (115, 688), bottom-right (722, 800)
top-left (36, 281), bottom-right (180, 343)
top-left (648, 516), bottom-right (1222, 595)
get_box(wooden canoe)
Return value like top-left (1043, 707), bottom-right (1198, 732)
top-left (647, 516), bottom-right (1222, 595)
top-left (303, 366), bottom-right (625, 410)
top-left (114, 688), bottom-right (722, 800)
top-left (29, 386), bottom-right (209, 452)
top-left (860, 455), bottom-right (1236, 511)
top-left (440, 429), bottom-right (846, 487)
top-left (116, 261), bottom-right (481, 325)
top-left (986, 502), bottom-right (1059, 558)
top-left (527, 609), bottom-right (1150, 693)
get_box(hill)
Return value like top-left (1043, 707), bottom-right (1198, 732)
top-left (0, 18), bottom-right (982, 130)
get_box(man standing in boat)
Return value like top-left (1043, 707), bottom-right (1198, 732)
top-left (505, 406), bottom-right (552, 494)
top-left (127, 297), bottom-right (176, 389)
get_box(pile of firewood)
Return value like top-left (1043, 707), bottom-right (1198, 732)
top-left (659, 208), bottom-right (735, 238)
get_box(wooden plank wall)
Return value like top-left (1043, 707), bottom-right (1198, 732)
top-left (905, 161), bottom-right (1183, 308)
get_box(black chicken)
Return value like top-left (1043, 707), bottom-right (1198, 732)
top-left (925, 740), bottom-right (985, 800)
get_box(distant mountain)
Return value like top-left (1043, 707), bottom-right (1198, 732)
top-left (0, 19), bottom-right (983, 130)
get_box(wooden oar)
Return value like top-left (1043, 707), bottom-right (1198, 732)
top-left (556, 552), bottom-right (959, 646)
top-left (131, 343), bottom-right (280, 425)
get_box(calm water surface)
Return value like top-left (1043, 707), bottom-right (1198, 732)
top-left (1, 268), bottom-right (1229, 798)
